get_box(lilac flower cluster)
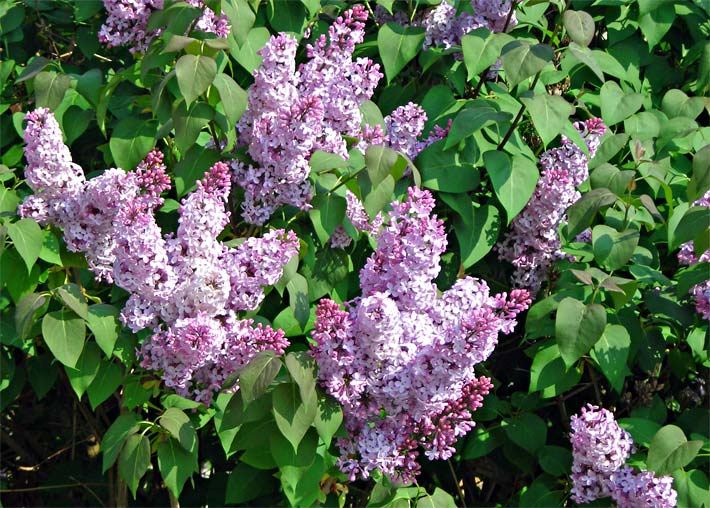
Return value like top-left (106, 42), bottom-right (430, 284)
top-left (233, 7), bottom-right (429, 225)
top-left (570, 404), bottom-right (677, 507)
top-left (99, 0), bottom-right (228, 54)
top-left (233, 6), bottom-right (381, 224)
top-left (677, 191), bottom-right (710, 320)
top-left (21, 109), bottom-right (299, 405)
top-left (114, 162), bottom-right (299, 404)
top-left (19, 108), bottom-right (170, 282)
top-left (312, 187), bottom-right (531, 483)
top-left (497, 118), bottom-right (607, 295)
top-left (376, 0), bottom-right (517, 52)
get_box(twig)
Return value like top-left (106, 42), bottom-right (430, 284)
top-left (497, 72), bottom-right (540, 150)
top-left (447, 459), bottom-right (467, 505)
top-left (69, 476), bottom-right (107, 507)
top-left (0, 483), bottom-right (107, 493)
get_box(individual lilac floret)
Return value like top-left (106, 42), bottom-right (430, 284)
top-left (569, 405), bottom-right (677, 507)
top-left (677, 191), bottom-right (710, 320)
top-left (569, 404), bottom-right (634, 504)
top-left (99, 0), bottom-right (228, 54)
top-left (497, 118), bottom-right (607, 295)
top-left (19, 108), bottom-right (170, 282)
top-left (610, 467), bottom-right (678, 508)
top-left (233, 6), bottom-right (384, 225)
top-left (311, 187), bottom-right (530, 483)
top-left (114, 163), bottom-right (299, 404)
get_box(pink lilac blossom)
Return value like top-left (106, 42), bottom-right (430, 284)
top-left (329, 190), bottom-right (384, 249)
top-left (115, 163), bottom-right (300, 404)
top-left (677, 191), bottom-right (710, 320)
top-left (497, 118), bottom-right (607, 295)
top-left (569, 405), bottom-right (677, 507)
top-left (233, 6), bottom-right (383, 225)
top-left (312, 187), bottom-right (530, 483)
top-left (19, 108), bottom-right (170, 282)
top-left (99, 0), bottom-right (228, 54)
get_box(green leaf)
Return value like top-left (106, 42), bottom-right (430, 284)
top-left (555, 298), bottom-right (606, 367)
top-left (537, 445), bottom-right (572, 476)
top-left (503, 413), bottom-right (547, 454)
top-left (34, 71), bottom-right (71, 110)
top-left (175, 54), bottom-right (217, 105)
top-left (671, 206), bottom-right (710, 250)
top-left (212, 73), bottom-right (247, 125)
top-left (592, 226), bottom-right (640, 271)
top-left (159, 408), bottom-right (197, 452)
top-left (158, 437), bottom-right (198, 498)
top-left (87, 361), bottom-right (123, 410)
top-left (14, 293), bottom-right (47, 340)
top-left (529, 343), bottom-right (583, 397)
top-left (39, 231), bottom-right (63, 265)
top-left (501, 41), bottom-right (553, 86)
top-left (284, 352), bottom-right (317, 408)
top-left (483, 151), bottom-right (539, 222)
top-left (225, 462), bottom-right (276, 504)
top-left (365, 145), bottom-right (404, 186)
top-left (272, 382), bottom-right (317, 452)
top-left (66, 343), bottom-right (101, 399)
top-left (309, 193), bottom-right (346, 243)
top-left (590, 324), bottom-right (631, 392)
top-left (567, 42), bottom-right (605, 82)
top-left (174, 146), bottom-right (222, 197)
top-left (238, 350), bottom-right (281, 405)
top-left (563, 10), bottom-right (595, 47)
top-left (520, 94), bottom-right (574, 146)
top-left (661, 89), bottom-right (704, 120)
top-left (222, 0), bottom-right (255, 45)
top-left (41, 309), bottom-right (85, 368)
top-left (416, 140), bottom-right (480, 193)
top-left (673, 469), bottom-right (710, 508)
top-left (109, 117), bottom-right (157, 171)
top-left (309, 150), bottom-right (348, 173)
top-left (119, 434), bottom-right (151, 498)
top-left (7, 218), bottom-right (43, 272)
top-left (287, 273), bottom-right (310, 329)
top-left (314, 396), bottom-right (343, 447)
top-left (232, 27), bottom-right (270, 74)
top-left (618, 418), bottom-right (662, 447)
top-left (377, 22), bottom-right (425, 83)
top-left (55, 283), bottom-right (88, 320)
top-left (647, 425), bottom-right (704, 475)
top-left (173, 101), bottom-right (214, 153)
top-left (86, 304), bottom-right (120, 358)
top-left (445, 106), bottom-right (511, 150)
top-left (688, 144), bottom-right (710, 200)
top-left (600, 81), bottom-right (643, 125)
top-left (454, 204), bottom-right (500, 268)
top-left (639, 4), bottom-right (675, 49)
top-left (102, 413), bottom-right (140, 473)
top-left (565, 188), bottom-right (617, 238)
top-left (463, 427), bottom-right (501, 459)
top-left (462, 28), bottom-right (512, 80)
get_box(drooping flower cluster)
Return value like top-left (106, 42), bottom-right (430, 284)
top-left (114, 162), bottom-right (299, 404)
top-left (232, 7), bottom-right (427, 225)
top-left (312, 187), bottom-right (531, 483)
top-left (376, 0), bottom-right (517, 52)
top-left (569, 405), bottom-right (677, 507)
top-left (677, 191), bottom-right (710, 320)
top-left (99, 0), bottom-right (228, 54)
top-left (20, 109), bottom-right (299, 405)
top-left (19, 108), bottom-right (170, 282)
top-left (497, 118), bottom-right (607, 294)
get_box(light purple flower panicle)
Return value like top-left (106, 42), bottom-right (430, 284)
top-left (569, 404), bottom-right (677, 507)
top-left (311, 187), bottom-right (530, 483)
top-left (497, 118), bottom-right (606, 295)
top-left (99, 0), bottom-right (228, 54)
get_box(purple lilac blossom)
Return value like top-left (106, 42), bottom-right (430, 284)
top-left (569, 405), bottom-right (677, 507)
top-left (19, 108), bottom-right (170, 282)
top-left (99, 0), bottom-right (228, 54)
top-left (233, 6), bottom-right (383, 225)
top-left (497, 118), bottom-right (607, 295)
top-left (312, 187), bottom-right (531, 483)
top-left (677, 191), bottom-right (710, 320)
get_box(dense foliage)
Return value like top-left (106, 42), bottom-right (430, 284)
top-left (0, 0), bottom-right (708, 506)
